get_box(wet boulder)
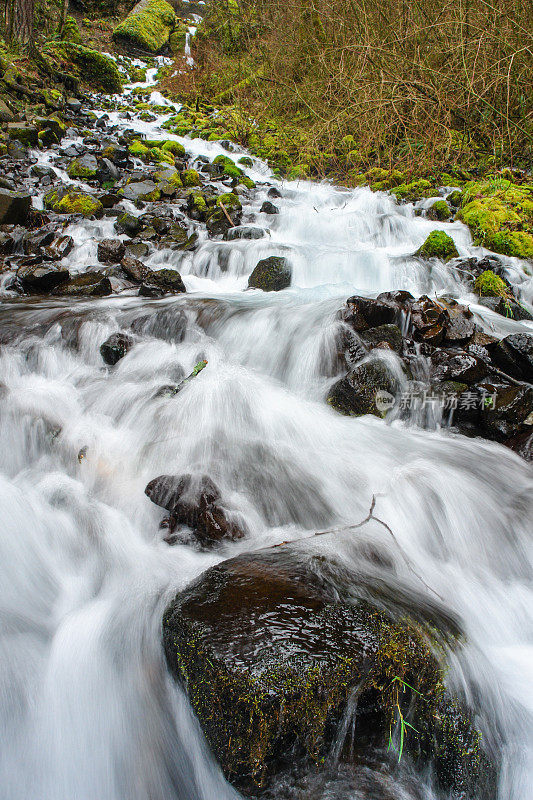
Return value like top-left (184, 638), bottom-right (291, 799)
top-left (115, 212), bottom-right (142, 237)
top-left (53, 271), bottom-right (112, 296)
top-left (410, 295), bottom-right (449, 345)
top-left (163, 546), bottom-right (493, 796)
top-left (100, 332), bottom-right (133, 365)
top-left (119, 180), bottom-right (160, 202)
top-left (260, 201), bottom-right (279, 214)
top-left (489, 333), bottom-right (533, 383)
top-left (6, 122), bottom-right (38, 147)
top-left (478, 381), bottom-right (533, 441)
top-left (112, 0), bottom-right (177, 54)
top-left (43, 188), bottom-right (103, 218)
top-left (224, 226), bottom-right (267, 241)
top-left (0, 189), bottom-right (31, 225)
top-left (17, 262), bottom-right (70, 293)
top-left (360, 324), bottom-right (403, 352)
top-left (44, 235), bottom-right (74, 260)
top-left (430, 349), bottom-right (488, 384)
top-left (145, 473), bottom-right (243, 547)
top-left (248, 256), bottom-right (291, 292)
top-left (98, 238), bottom-right (126, 264)
top-left (138, 268), bottom-right (186, 296)
top-left (67, 154), bottom-right (98, 179)
top-left (327, 359), bottom-right (400, 417)
top-left (339, 295), bottom-right (398, 332)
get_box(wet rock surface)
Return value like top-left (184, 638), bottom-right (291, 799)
top-left (163, 545), bottom-right (494, 796)
top-left (145, 473), bottom-right (244, 547)
top-left (332, 292), bottom-right (533, 456)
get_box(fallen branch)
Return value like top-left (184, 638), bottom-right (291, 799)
top-left (275, 495), bottom-right (444, 601)
top-left (218, 201), bottom-right (234, 227)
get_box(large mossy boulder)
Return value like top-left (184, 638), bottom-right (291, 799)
top-left (163, 546), bottom-right (494, 796)
top-left (112, 0), bottom-right (177, 53)
top-left (43, 42), bottom-right (122, 94)
top-left (248, 255), bottom-right (291, 291)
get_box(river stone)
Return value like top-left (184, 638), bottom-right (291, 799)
top-left (115, 212), bottom-right (142, 237)
top-left (98, 238), bottom-right (126, 264)
top-left (44, 235), bottom-right (75, 260)
top-left (100, 332), bottom-right (133, 365)
top-left (327, 360), bottom-right (399, 417)
top-left (340, 295), bottom-right (398, 331)
top-left (360, 324), bottom-right (403, 352)
top-left (119, 180), bottom-right (160, 202)
top-left (490, 333), bottom-right (533, 383)
top-left (53, 272), bottom-right (112, 297)
top-left (0, 189), bottom-right (31, 225)
top-left (138, 268), bottom-right (186, 295)
top-left (163, 545), bottom-right (492, 796)
top-left (260, 201), bottom-right (279, 215)
top-left (224, 226), bottom-right (267, 241)
top-left (248, 256), bottom-right (291, 291)
top-left (17, 263), bottom-right (70, 293)
top-left (6, 123), bottom-right (38, 147)
top-left (146, 473), bottom-right (242, 547)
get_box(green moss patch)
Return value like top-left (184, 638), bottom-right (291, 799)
top-left (44, 189), bottom-right (103, 217)
top-left (457, 179), bottom-right (533, 260)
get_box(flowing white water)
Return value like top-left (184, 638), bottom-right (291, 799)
top-left (0, 62), bottom-right (532, 800)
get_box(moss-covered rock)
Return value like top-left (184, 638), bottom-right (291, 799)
top-left (457, 180), bottom-right (533, 260)
top-left (43, 42), bottom-right (122, 94)
top-left (327, 359), bottom-right (399, 417)
top-left (112, 0), bottom-right (177, 54)
top-left (128, 140), bottom-right (150, 159)
top-left (181, 169), bottom-right (201, 187)
top-left (44, 188), bottom-right (103, 218)
top-left (163, 546), bottom-right (494, 796)
top-left (248, 256), bottom-right (291, 291)
top-left (427, 200), bottom-right (451, 221)
top-left (474, 270), bottom-right (511, 299)
top-left (161, 139), bottom-right (185, 157)
top-left (416, 230), bottom-right (459, 261)
top-left (392, 179), bottom-right (433, 202)
top-left (67, 154), bottom-right (98, 179)
top-left (60, 15), bottom-right (81, 44)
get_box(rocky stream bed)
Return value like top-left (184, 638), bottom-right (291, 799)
top-left (0, 41), bottom-right (532, 800)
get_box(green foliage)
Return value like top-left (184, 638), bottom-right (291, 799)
top-left (457, 179), bottom-right (533, 259)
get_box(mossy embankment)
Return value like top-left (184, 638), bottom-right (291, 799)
top-left (159, 0), bottom-right (533, 262)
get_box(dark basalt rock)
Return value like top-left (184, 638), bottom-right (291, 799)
top-left (0, 189), bottom-right (31, 225)
top-left (339, 296), bottom-right (397, 331)
top-left (162, 546), bottom-right (494, 797)
top-left (100, 332), bottom-right (133, 365)
top-left (478, 381), bottom-right (533, 441)
top-left (44, 235), bottom-right (74, 260)
top-left (260, 201), bottom-right (279, 214)
top-left (145, 473), bottom-right (243, 547)
top-left (98, 238), bottom-right (126, 264)
top-left (224, 226), bottom-right (267, 241)
top-left (360, 324), bottom-right (403, 352)
top-left (490, 333), bottom-right (533, 383)
top-left (53, 272), bottom-right (112, 297)
top-left (115, 212), bottom-right (142, 237)
top-left (17, 262), bottom-right (70, 293)
top-left (430, 349), bottom-right (488, 384)
top-left (327, 360), bottom-right (400, 417)
top-left (248, 256), bottom-right (291, 292)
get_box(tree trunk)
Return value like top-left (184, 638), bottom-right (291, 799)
top-left (59, 0), bottom-right (69, 36)
top-left (6, 0), bottom-right (34, 45)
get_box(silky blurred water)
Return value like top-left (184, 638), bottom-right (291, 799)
top-left (0, 65), bottom-right (532, 800)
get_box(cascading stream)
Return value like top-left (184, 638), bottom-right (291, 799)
top-left (0, 57), bottom-right (532, 800)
